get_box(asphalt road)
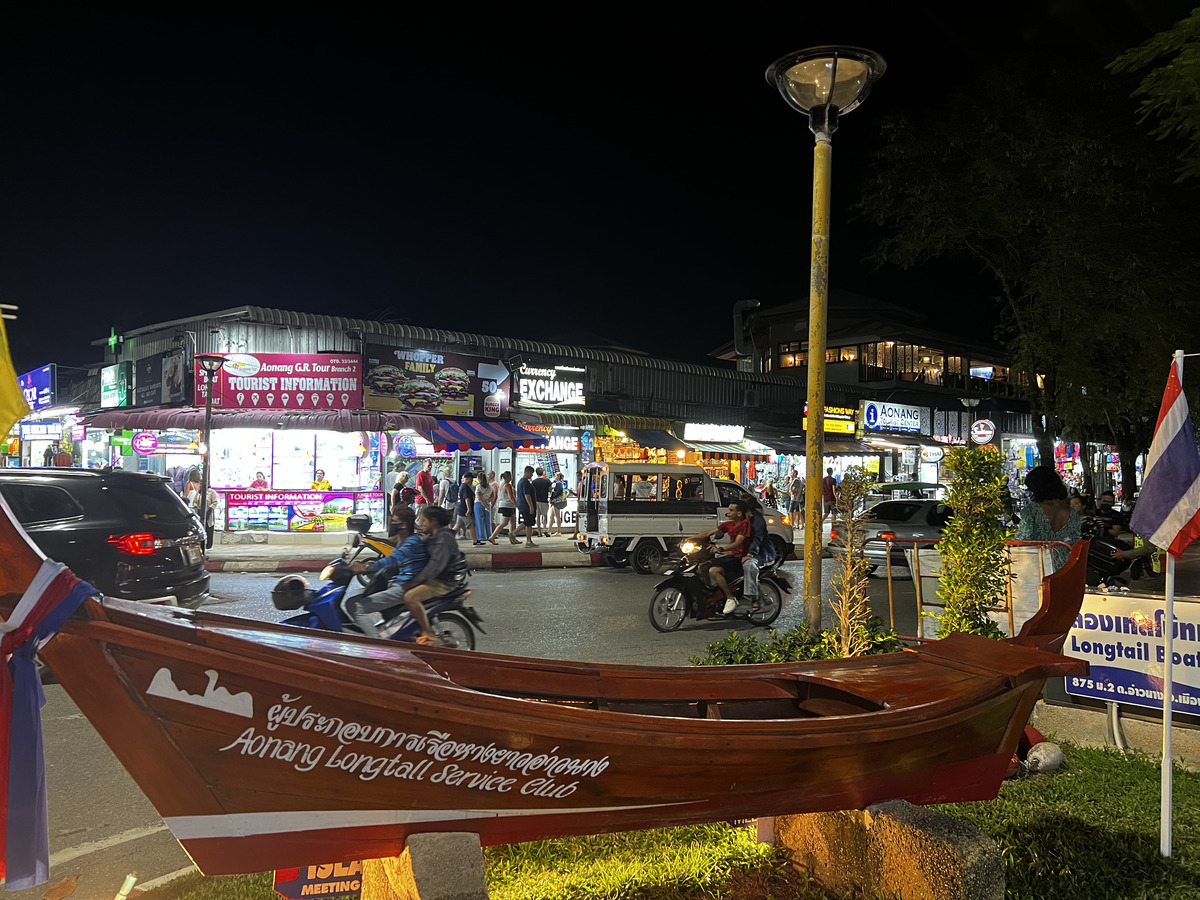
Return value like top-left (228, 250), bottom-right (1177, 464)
top-left (15, 551), bottom-right (1200, 900)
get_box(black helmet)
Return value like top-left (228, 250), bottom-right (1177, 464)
top-left (271, 575), bottom-right (310, 610)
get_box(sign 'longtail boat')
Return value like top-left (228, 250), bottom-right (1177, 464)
top-left (0, 501), bottom-right (1089, 879)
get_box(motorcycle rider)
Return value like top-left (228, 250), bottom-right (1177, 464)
top-left (347, 507), bottom-right (427, 637)
top-left (686, 498), bottom-right (752, 615)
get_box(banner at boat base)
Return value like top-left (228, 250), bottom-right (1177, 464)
top-left (1065, 592), bottom-right (1200, 715)
top-left (274, 862), bottom-right (362, 899)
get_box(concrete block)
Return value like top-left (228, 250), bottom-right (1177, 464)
top-left (776, 800), bottom-right (1003, 900)
top-left (361, 833), bottom-right (489, 900)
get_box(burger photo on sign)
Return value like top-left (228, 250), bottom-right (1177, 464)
top-left (399, 377), bottom-right (442, 412)
top-left (365, 364), bottom-right (404, 396)
top-left (434, 366), bottom-right (470, 399)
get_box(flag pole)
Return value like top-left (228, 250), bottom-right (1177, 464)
top-left (1160, 347), bottom-right (1184, 858)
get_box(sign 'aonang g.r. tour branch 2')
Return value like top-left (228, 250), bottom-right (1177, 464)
top-left (195, 354), bottom-right (364, 410)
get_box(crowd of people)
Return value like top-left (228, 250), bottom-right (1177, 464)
top-left (380, 460), bottom-right (576, 548)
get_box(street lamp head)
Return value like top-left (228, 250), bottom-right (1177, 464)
top-left (195, 353), bottom-right (226, 375)
top-left (765, 46), bottom-right (886, 136)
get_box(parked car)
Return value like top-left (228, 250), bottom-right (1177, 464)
top-left (0, 468), bottom-right (210, 606)
top-left (575, 462), bottom-right (795, 574)
top-left (831, 499), bottom-right (953, 572)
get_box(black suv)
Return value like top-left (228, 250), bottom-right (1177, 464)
top-left (0, 468), bottom-right (209, 607)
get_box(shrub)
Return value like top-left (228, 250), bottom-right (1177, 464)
top-left (935, 446), bottom-right (1012, 639)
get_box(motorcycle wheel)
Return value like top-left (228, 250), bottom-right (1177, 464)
top-left (431, 612), bottom-right (475, 650)
top-left (649, 587), bottom-right (687, 632)
top-left (747, 582), bottom-right (782, 627)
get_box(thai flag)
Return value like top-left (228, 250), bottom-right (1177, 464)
top-left (1131, 358), bottom-right (1200, 558)
top-left (0, 561), bottom-right (95, 890)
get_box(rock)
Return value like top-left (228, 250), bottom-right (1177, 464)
top-left (1025, 741), bottom-right (1064, 774)
top-left (776, 800), bottom-right (1004, 900)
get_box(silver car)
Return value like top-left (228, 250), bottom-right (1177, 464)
top-left (833, 499), bottom-right (953, 571)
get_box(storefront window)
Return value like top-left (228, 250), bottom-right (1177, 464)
top-left (316, 432), bottom-right (367, 490)
top-left (272, 430), bottom-right (319, 488)
top-left (211, 430), bottom-right (273, 488)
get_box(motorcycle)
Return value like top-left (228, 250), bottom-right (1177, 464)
top-left (649, 540), bottom-right (789, 632)
top-left (342, 513), bottom-right (399, 586)
top-left (272, 559), bottom-right (485, 649)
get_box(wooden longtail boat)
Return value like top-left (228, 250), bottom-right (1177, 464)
top-left (2, 504), bottom-right (1089, 877)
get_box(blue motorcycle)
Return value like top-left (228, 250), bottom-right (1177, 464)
top-left (271, 559), bottom-right (484, 649)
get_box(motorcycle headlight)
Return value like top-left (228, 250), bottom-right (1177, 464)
top-left (679, 541), bottom-right (698, 555)
top-left (320, 564), bottom-right (338, 581)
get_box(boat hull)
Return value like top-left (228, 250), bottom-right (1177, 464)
top-left (34, 598), bottom-right (1079, 875)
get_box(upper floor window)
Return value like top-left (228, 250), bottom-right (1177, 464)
top-left (778, 342), bottom-right (857, 368)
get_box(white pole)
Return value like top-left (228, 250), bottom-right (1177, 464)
top-left (1160, 347), bottom-right (1184, 858)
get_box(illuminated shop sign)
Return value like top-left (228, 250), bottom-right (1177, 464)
top-left (20, 422), bottom-right (63, 441)
top-left (518, 365), bottom-right (586, 409)
top-left (683, 423), bottom-right (744, 443)
top-left (364, 345), bottom-right (510, 419)
top-left (101, 362), bottom-right (132, 408)
top-left (803, 404), bottom-right (857, 435)
top-left (18, 365), bottom-right (56, 412)
top-left (196, 354), bottom-right (363, 411)
top-left (860, 400), bottom-right (924, 434)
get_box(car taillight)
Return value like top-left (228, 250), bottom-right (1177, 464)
top-left (881, 531), bottom-right (896, 541)
top-left (108, 533), bottom-right (158, 555)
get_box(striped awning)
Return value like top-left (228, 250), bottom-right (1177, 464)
top-left (425, 419), bottom-right (549, 452)
top-left (686, 441), bottom-right (770, 461)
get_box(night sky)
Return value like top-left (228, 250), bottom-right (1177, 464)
top-left (1, 3), bottom-right (1192, 377)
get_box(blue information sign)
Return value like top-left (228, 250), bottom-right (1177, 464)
top-left (1065, 593), bottom-right (1200, 715)
top-left (18, 364), bottom-right (56, 412)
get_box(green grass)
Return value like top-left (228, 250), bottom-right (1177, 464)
top-left (936, 743), bottom-right (1200, 899)
top-left (138, 743), bottom-right (1200, 900)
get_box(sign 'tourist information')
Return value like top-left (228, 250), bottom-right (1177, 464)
top-left (195, 354), bottom-right (363, 410)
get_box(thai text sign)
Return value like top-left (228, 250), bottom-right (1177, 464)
top-left (860, 400), bottom-right (924, 434)
top-left (195, 354), bottom-right (363, 410)
top-left (1065, 592), bottom-right (1200, 714)
top-left (363, 344), bottom-right (510, 419)
top-left (273, 862), bottom-right (362, 899)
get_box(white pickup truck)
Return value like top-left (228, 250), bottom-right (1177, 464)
top-left (574, 462), bottom-right (795, 573)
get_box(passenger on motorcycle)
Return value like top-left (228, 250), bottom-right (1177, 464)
top-left (741, 498), bottom-right (777, 605)
top-left (686, 498), bottom-right (752, 615)
top-left (347, 507), bottom-right (427, 637)
top-left (404, 506), bottom-right (468, 645)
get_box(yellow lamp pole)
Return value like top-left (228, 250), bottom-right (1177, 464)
top-left (766, 46), bottom-right (885, 631)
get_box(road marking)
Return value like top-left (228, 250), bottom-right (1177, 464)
top-left (48, 824), bottom-right (170, 868)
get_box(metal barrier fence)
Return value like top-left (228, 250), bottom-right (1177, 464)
top-left (862, 537), bottom-right (1073, 641)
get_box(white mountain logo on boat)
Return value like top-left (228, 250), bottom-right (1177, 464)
top-left (147, 668), bottom-right (254, 718)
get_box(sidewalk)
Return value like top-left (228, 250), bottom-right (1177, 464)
top-left (205, 530), bottom-right (604, 573)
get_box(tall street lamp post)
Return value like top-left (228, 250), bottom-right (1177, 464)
top-left (766, 46), bottom-right (886, 631)
top-left (195, 353), bottom-right (227, 545)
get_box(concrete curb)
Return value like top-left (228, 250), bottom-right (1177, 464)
top-left (207, 551), bottom-right (607, 574)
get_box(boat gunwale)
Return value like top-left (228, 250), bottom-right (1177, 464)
top-left (31, 597), bottom-right (1074, 745)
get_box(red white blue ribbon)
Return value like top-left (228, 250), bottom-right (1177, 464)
top-left (0, 560), bottom-right (96, 890)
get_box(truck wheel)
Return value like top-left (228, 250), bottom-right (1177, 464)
top-left (631, 540), bottom-right (664, 574)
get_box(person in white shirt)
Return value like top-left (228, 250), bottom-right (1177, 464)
top-left (437, 468), bottom-right (455, 509)
top-left (632, 476), bottom-right (656, 500)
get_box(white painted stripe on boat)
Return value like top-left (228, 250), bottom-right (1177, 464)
top-left (165, 802), bottom-right (698, 841)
